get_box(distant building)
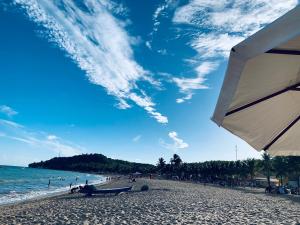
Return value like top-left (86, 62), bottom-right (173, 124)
top-left (254, 177), bottom-right (279, 187)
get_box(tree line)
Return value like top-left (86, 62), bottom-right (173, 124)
top-left (29, 152), bottom-right (300, 188)
top-left (157, 153), bottom-right (300, 187)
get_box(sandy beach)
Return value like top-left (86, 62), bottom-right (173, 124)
top-left (0, 178), bottom-right (299, 225)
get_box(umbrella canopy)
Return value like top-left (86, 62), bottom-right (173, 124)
top-left (212, 6), bottom-right (300, 156)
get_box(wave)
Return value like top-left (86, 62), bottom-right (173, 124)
top-left (0, 178), bottom-right (105, 205)
top-left (0, 166), bottom-right (106, 205)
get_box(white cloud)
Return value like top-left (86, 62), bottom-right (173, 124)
top-left (191, 33), bottom-right (244, 58)
top-left (176, 98), bottom-right (185, 104)
top-left (173, 0), bottom-right (297, 32)
top-left (0, 119), bottom-right (22, 128)
top-left (98, 0), bottom-right (128, 17)
top-left (148, 0), bottom-right (179, 49)
top-left (172, 0), bottom-right (297, 102)
top-left (145, 41), bottom-right (152, 49)
top-left (173, 0), bottom-right (229, 25)
top-left (0, 105), bottom-right (18, 117)
top-left (132, 135), bottom-right (141, 142)
top-left (173, 61), bottom-right (218, 103)
top-left (152, 0), bottom-right (173, 32)
top-left (160, 131), bottom-right (189, 151)
top-left (129, 93), bottom-right (168, 124)
top-left (47, 135), bottom-right (58, 141)
top-left (157, 49), bottom-right (168, 55)
top-left (14, 0), bottom-right (167, 124)
top-left (0, 119), bottom-right (82, 156)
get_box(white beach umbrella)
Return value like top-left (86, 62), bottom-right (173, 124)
top-left (212, 6), bottom-right (300, 156)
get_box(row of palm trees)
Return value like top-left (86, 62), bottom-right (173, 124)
top-left (157, 153), bottom-right (300, 187)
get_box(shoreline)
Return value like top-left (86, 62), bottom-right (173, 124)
top-left (0, 181), bottom-right (106, 208)
top-left (0, 174), bottom-right (111, 207)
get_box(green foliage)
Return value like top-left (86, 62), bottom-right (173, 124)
top-left (156, 154), bottom-right (300, 184)
top-left (157, 157), bottom-right (166, 174)
top-left (261, 152), bottom-right (273, 187)
top-left (273, 156), bottom-right (289, 185)
top-left (170, 154), bottom-right (182, 167)
top-left (28, 154), bottom-right (156, 174)
top-left (245, 158), bottom-right (256, 180)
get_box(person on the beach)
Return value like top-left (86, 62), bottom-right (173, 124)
top-left (70, 186), bottom-right (79, 194)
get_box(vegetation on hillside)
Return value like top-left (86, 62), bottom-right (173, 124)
top-left (29, 154), bottom-right (156, 174)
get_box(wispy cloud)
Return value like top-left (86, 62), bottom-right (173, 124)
top-left (148, 0), bottom-right (178, 52)
top-left (0, 105), bottom-right (18, 117)
top-left (129, 93), bottom-right (168, 124)
top-left (132, 135), bottom-right (141, 142)
top-left (14, 0), bottom-right (167, 124)
top-left (173, 0), bottom-right (297, 32)
top-left (0, 119), bottom-right (83, 156)
top-left (191, 34), bottom-right (244, 59)
top-left (152, 0), bottom-right (174, 33)
top-left (172, 0), bottom-right (297, 102)
top-left (160, 131), bottom-right (188, 151)
top-left (0, 119), bottom-right (22, 128)
top-left (173, 61), bottom-right (218, 103)
top-left (47, 135), bottom-right (58, 141)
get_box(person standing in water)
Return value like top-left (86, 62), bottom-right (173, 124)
top-left (85, 179), bottom-right (88, 185)
top-left (48, 179), bottom-right (51, 188)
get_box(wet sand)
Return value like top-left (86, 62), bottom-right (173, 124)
top-left (0, 178), bottom-right (299, 224)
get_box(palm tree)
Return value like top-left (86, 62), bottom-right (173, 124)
top-left (287, 156), bottom-right (300, 191)
top-left (171, 154), bottom-right (182, 167)
top-left (288, 156), bottom-right (300, 194)
top-left (273, 156), bottom-right (288, 186)
top-left (245, 158), bottom-right (256, 183)
top-left (170, 154), bottom-right (182, 177)
top-left (157, 157), bottom-right (166, 174)
top-left (262, 152), bottom-right (272, 190)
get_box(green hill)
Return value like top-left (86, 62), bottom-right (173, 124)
top-left (29, 153), bottom-right (156, 174)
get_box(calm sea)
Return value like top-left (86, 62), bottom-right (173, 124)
top-left (0, 165), bottom-right (105, 205)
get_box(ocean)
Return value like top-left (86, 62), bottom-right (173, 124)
top-left (0, 165), bottom-right (105, 205)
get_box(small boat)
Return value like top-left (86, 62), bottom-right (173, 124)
top-left (79, 185), bottom-right (132, 196)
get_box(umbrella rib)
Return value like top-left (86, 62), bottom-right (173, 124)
top-left (225, 82), bottom-right (300, 116)
top-left (266, 49), bottom-right (300, 55)
top-left (263, 115), bottom-right (300, 151)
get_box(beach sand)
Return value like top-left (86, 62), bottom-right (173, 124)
top-left (0, 178), bottom-right (299, 224)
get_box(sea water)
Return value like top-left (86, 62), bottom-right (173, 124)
top-left (0, 165), bottom-right (105, 205)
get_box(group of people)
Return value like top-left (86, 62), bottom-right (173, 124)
top-left (265, 185), bottom-right (299, 195)
top-left (47, 177), bottom-right (89, 189)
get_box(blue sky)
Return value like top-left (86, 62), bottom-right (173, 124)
top-left (0, 0), bottom-right (298, 166)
